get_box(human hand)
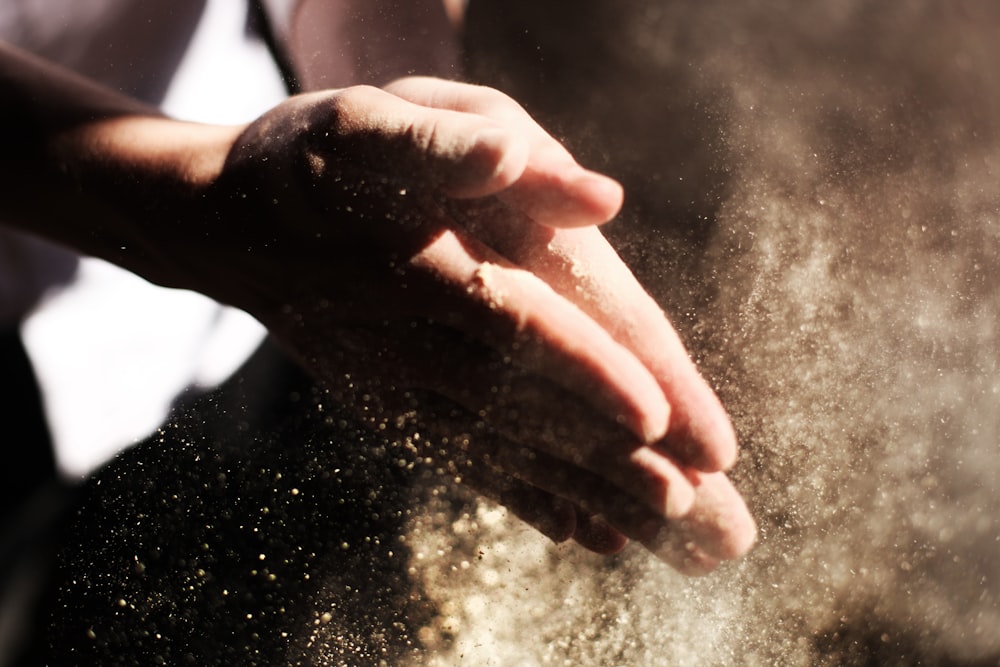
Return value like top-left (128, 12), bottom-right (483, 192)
top-left (185, 77), bottom-right (755, 573)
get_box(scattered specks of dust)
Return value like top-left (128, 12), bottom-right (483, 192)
top-left (406, 497), bottom-right (750, 667)
top-left (402, 1), bottom-right (1000, 665)
top-left (468, 262), bottom-right (507, 310)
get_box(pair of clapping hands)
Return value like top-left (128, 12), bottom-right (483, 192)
top-left (148, 76), bottom-right (757, 574)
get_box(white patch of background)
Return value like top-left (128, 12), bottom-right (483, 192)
top-left (23, 0), bottom-right (286, 477)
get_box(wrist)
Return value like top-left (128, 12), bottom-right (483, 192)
top-left (48, 115), bottom-right (248, 290)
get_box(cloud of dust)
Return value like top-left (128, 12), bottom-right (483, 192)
top-left (401, 2), bottom-right (1000, 664)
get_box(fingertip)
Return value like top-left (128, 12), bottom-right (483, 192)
top-left (715, 420), bottom-right (740, 471)
top-left (707, 515), bottom-right (757, 562)
top-left (617, 387), bottom-right (670, 448)
top-left (566, 324), bottom-right (671, 449)
top-left (595, 342), bottom-right (670, 446)
top-left (526, 495), bottom-right (578, 544)
top-left (526, 170), bottom-right (624, 229)
top-left (495, 167), bottom-right (624, 228)
top-left (719, 488), bottom-right (758, 560)
top-left (668, 474), bottom-right (697, 521)
top-left (686, 471), bottom-right (758, 561)
top-left (644, 400), bottom-right (672, 445)
top-left (725, 512), bottom-right (758, 560)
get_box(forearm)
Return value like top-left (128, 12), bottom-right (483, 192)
top-left (0, 41), bottom-right (240, 288)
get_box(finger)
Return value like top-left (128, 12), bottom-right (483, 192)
top-left (682, 470), bottom-right (758, 561)
top-left (312, 85), bottom-right (530, 199)
top-left (445, 197), bottom-right (738, 471)
top-left (407, 393), bottom-right (696, 564)
top-left (403, 225), bottom-right (671, 444)
top-left (591, 476), bottom-right (753, 575)
top-left (385, 76), bottom-right (623, 227)
top-left (453, 458), bottom-right (579, 545)
top-left (318, 347), bottom-right (742, 572)
top-left (332, 319), bottom-right (690, 520)
top-left (480, 444), bottom-right (726, 574)
top-left (484, 438), bottom-right (695, 526)
top-left (568, 509), bottom-right (629, 555)
top-left (539, 227), bottom-right (739, 471)
top-left (469, 426), bottom-right (754, 566)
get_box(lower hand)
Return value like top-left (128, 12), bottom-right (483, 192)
top-left (182, 77), bottom-right (755, 573)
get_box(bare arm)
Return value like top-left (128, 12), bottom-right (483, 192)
top-left (0, 41), bottom-right (241, 286)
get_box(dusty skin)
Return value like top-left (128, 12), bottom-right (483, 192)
top-left (33, 1), bottom-right (1000, 665)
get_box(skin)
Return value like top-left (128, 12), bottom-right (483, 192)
top-left (0, 33), bottom-right (755, 572)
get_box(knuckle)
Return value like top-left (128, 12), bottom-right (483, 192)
top-left (329, 85), bottom-right (387, 130)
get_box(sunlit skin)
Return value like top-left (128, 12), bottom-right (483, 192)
top-left (1, 34), bottom-right (754, 573)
